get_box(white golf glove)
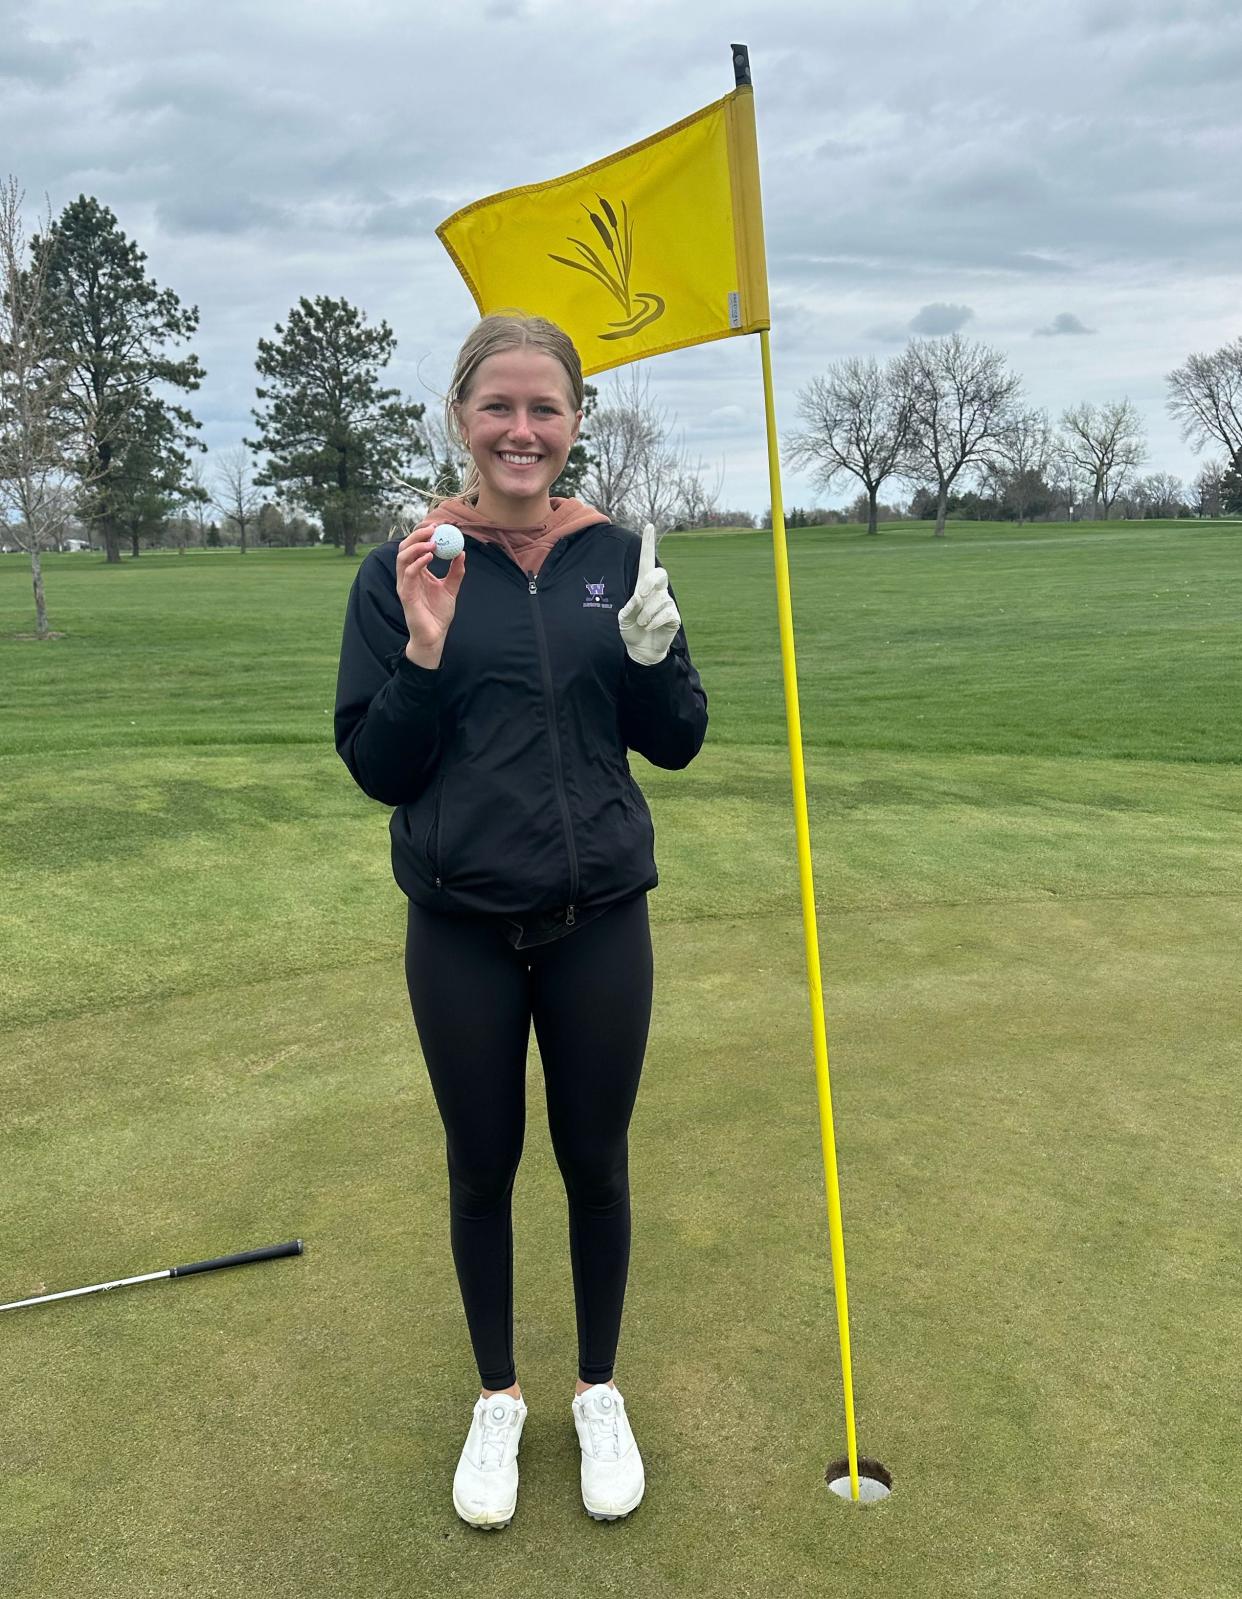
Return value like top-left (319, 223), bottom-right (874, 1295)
top-left (618, 522), bottom-right (681, 666)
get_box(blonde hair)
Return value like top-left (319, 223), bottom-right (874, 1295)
top-left (423, 310), bottom-right (584, 513)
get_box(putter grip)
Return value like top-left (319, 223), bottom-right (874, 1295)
top-left (170, 1240), bottom-right (304, 1277)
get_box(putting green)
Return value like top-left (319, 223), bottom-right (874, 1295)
top-left (1, 523), bottom-right (1238, 1596)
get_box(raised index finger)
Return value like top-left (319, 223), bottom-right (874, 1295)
top-left (638, 521), bottom-right (657, 584)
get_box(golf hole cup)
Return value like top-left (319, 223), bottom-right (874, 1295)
top-left (825, 1456), bottom-right (893, 1504)
top-left (432, 524), bottom-right (464, 561)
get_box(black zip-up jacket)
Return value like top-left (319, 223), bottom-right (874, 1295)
top-left (334, 522), bottom-right (708, 933)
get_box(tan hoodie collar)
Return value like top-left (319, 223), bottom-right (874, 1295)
top-left (423, 495), bottom-right (611, 577)
top-left (425, 495), bottom-right (610, 540)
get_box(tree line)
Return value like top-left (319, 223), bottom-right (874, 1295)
top-left (772, 458), bottom-right (1227, 531)
top-left (779, 337), bottom-right (1242, 537)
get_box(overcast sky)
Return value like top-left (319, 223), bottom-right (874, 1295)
top-left (3, 0), bottom-right (1240, 517)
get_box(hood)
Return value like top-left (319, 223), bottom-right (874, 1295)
top-left (424, 495), bottom-right (612, 578)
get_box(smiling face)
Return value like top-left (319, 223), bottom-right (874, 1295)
top-left (453, 348), bottom-right (582, 526)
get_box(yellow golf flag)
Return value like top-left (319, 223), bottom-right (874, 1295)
top-left (435, 86), bottom-right (770, 378)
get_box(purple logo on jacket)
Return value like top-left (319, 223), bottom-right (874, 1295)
top-left (583, 579), bottom-right (614, 610)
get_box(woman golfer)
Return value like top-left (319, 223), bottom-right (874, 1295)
top-left (334, 313), bottom-right (708, 1528)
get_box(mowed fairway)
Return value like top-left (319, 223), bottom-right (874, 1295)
top-left (1, 519), bottom-right (1239, 1598)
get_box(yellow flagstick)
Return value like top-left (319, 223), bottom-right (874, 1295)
top-left (735, 44), bottom-right (861, 1504)
top-left (760, 318), bottom-right (861, 1503)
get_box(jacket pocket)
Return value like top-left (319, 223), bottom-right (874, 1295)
top-left (424, 769), bottom-right (446, 879)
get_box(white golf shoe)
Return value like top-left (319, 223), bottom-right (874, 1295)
top-left (571, 1382), bottom-right (645, 1520)
top-left (452, 1390), bottom-right (528, 1529)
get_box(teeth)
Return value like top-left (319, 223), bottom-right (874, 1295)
top-left (500, 453), bottom-right (540, 464)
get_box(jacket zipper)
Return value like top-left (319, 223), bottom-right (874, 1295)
top-left (528, 570), bottom-right (577, 925)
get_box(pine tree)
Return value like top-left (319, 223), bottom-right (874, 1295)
top-left (247, 295), bottom-right (426, 558)
top-left (112, 397), bottom-right (206, 555)
top-left (30, 195), bottom-right (204, 563)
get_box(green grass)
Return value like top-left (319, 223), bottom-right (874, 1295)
top-left (1, 520), bottom-right (1239, 1598)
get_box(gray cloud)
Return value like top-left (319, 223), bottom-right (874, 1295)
top-left (856, 307), bottom-right (971, 345)
top-left (1035, 312), bottom-right (1097, 337)
top-left (701, 404), bottom-right (750, 433)
top-left (808, 136), bottom-right (865, 160)
top-left (909, 302), bottom-right (975, 335)
top-left (155, 193), bottom-right (290, 238)
top-left (0, 22), bottom-right (87, 86)
top-left (1007, 253), bottom-right (1076, 276)
top-left (1085, 0), bottom-right (1239, 37)
top-left (361, 197), bottom-right (464, 240)
top-left (864, 302), bottom-right (976, 342)
top-left (774, 247), bottom-right (1074, 286)
top-left (934, 161), bottom-right (1048, 208)
top-left (1128, 35), bottom-right (1242, 87)
top-left (1, 0), bottom-right (1237, 515)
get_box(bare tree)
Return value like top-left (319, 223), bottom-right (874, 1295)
top-left (783, 355), bottom-right (912, 536)
top-left (1193, 459), bottom-right (1226, 518)
top-left (0, 176), bottom-right (96, 638)
top-left (987, 407), bottom-right (1055, 525)
top-left (846, 489), bottom-right (906, 524)
top-left (173, 456), bottom-right (213, 550)
top-left (895, 334), bottom-right (1023, 538)
top-left (41, 483), bottom-right (84, 550)
top-left (1116, 473), bottom-right (1180, 519)
top-left (630, 432), bottom-right (723, 534)
top-left (1166, 337), bottom-right (1242, 473)
top-left (577, 364), bottom-right (663, 528)
top-left (602, 364), bottom-right (726, 532)
top-left (163, 511), bottom-right (196, 553)
top-left (618, 380), bottom-right (691, 532)
top-left (1059, 399), bottom-right (1147, 519)
top-left (667, 451), bottom-right (726, 531)
top-left (1047, 446), bottom-right (1086, 520)
top-left (601, 361), bottom-right (725, 530)
top-left (212, 445), bottom-right (263, 553)
top-left (401, 396), bottom-right (471, 518)
top-left (1131, 472), bottom-right (1186, 519)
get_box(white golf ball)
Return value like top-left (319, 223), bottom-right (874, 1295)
top-left (432, 524), bottom-right (464, 560)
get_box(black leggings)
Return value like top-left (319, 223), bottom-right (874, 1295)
top-left (404, 892), bottom-right (653, 1389)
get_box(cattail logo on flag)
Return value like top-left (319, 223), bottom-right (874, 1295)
top-left (548, 195), bottom-right (665, 342)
